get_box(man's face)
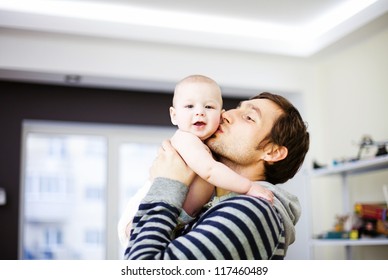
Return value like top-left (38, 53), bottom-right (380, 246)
top-left (206, 98), bottom-right (283, 166)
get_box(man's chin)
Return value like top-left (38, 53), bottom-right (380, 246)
top-left (205, 134), bottom-right (218, 145)
top-left (205, 136), bottom-right (222, 154)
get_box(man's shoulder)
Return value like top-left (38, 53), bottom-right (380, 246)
top-left (208, 195), bottom-right (276, 217)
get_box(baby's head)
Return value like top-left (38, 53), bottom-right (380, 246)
top-left (170, 75), bottom-right (223, 140)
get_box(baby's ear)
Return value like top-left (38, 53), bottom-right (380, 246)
top-left (169, 106), bottom-right (178, 125)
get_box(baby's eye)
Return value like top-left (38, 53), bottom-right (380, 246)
top-left (185, 104), bottom-right (194, 109)
top-left (205, 105), bottom-right (215, 109)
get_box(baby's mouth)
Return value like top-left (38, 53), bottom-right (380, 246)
top-left (194, 121), bottom-right (206, 127)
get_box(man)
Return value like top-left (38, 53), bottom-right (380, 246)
top-left (124, 92), bottom-right (309, 260)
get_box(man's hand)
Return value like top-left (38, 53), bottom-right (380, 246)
top-left (150, 139), bottom-right (196, 187)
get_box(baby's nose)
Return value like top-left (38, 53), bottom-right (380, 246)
top-left (195, 109), bottom-right (205, 116)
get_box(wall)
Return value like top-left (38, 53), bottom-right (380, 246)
top-left (309, 21), bottom-right (388, 259)
top-left (0, 28), bottom-right (314, 97)
top-left (313, 24), bottom-right (388, 162)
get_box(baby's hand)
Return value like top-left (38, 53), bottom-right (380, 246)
top-left (246, 182), bottom-right (274, 205)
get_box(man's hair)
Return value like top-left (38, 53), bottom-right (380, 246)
top-left (252, 92), bottom-right (310, 184)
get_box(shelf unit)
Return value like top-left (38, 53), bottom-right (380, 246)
top-left (308, 154), bottom-right (388, 259)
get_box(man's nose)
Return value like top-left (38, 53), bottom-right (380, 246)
top-left (221, 110), bottom-right (231, 124)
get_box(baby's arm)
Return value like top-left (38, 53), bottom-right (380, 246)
top-left (117, 180), bottom-right (152, 247)
top-left (171, 130), bottom-right (273, 203)
top-left (182, 176), bottom-right (214, 218)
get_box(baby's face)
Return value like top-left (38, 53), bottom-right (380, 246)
top-left (170, 81), bottom-right (223, 140)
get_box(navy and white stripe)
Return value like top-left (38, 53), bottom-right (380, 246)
top-left (124, 194), bottom-right (285, 260)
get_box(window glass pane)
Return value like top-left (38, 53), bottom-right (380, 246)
top-left (117, 142), bottom-right (159, 257)
top-left (119, 143), bottom-right (159, 198)
top-left (22, 133), bottom-right (107, 260)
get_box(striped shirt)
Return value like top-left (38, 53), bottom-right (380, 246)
top-left (124, 177), bottom-right (289, 260)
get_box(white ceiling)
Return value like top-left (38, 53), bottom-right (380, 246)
top-left (0, 0), bottom-right (387, 57)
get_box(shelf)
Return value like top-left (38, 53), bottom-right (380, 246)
top-left (308, 153), bottom-right (388, 259)
top-left (310, 154), bottom-right (388, 177)
top-left (311, 238), bottom-right (388, 247)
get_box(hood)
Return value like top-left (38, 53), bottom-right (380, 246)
top-left (257, 181), bottom-right (302, 249)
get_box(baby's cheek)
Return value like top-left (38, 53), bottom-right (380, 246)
top-left (210, 115), bottom-right (221, 126)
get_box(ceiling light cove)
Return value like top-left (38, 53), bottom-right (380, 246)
top-left (0, 0), bottom-right (385, 56)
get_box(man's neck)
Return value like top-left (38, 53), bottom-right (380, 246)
top-left (215, 157), bottom-right (266, 197)
top-left (215, 187), bottom-right (230, 197)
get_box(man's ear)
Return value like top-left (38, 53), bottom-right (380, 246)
top-left (263, 145), bottom-right (288, 162)
top-left (169, 106), bottom-right (177, 125)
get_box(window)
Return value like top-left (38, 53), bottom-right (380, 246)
top-left (20, 121), bottom-right (174, 259)
top-left (85, 229), bottom-right (104, 245)
top-left (22, 132), bottom-right (107, 260)
top-left (85, 186), bottom-right (104, 201)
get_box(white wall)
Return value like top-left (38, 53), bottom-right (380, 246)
top-left (1, 17), bottom-right (387, 259)
top-left (308, 22), bottom-right (388, 259)
top-left (313, 27), bottom-right (388, 162)
top-left (0, 28), bottom-right (314, 96)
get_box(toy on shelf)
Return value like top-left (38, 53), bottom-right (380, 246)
top-left (356, 135), bottom-right (388, 159)
top-left (318, 201), bottom-right (388, 240)
top-left (317, 214), bottom-right (355, 240)
top-left (312, 135), bottom-right (388, 170)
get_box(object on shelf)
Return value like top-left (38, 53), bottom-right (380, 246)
top-left (357, 218), bottom-right (380, 237)
top-left (312, 160), bottom-right (327, 169)
top-left (383, 185), bottom-right (388, 207)
top-left (376, 145), bottom-right (388, 156)
top-left (317, 230), bottom-right (361, 240)
top-left (376, 220), bottom-right (388, 236)
top-left (313, 136), bottom-right (388, 172)
top-left (334, 214), bottom-right (351, 232)
top-left (317, 215), bottom-right (354, 240)
top-left (332, 157), bottom-right (358, 166)
top-left (355, 202), bottom-right (387, 221)
top-left (320, 211), bottom-right (388, 240)
top-left (353, 201), bottom-right (388, 238)
top-left (349, 230), bottom-right (359, 239)
top-left (356, 135), bottom-right (388, 159)
top-left (320, 231), bottom-right (350, 239)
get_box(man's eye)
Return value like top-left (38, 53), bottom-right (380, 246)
top-left (246, 115), bottom-right (255, 122)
